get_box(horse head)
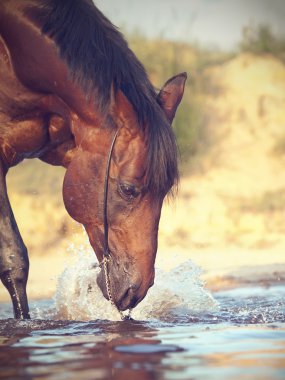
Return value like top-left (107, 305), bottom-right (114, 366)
top-left (62, 73), bottom-right (186, 311)
top-left (0, 0), bottom-right (187, 320)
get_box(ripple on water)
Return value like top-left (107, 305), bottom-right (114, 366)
top-left (114, 343), bottom-right (184, 354)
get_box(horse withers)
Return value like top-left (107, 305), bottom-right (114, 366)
top-left (0, 0), bottom-right (186, 319)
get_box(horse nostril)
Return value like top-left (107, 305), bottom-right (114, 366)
top-left (117, 282), bottom-right (141, 310)
top-left (125, 288), bottom-right (139, 308)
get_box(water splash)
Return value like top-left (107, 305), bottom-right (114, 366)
top-left (46, 243), bottom-right (217, 322)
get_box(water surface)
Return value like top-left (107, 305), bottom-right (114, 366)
top-left (1, 258), bottom-right (284, 380)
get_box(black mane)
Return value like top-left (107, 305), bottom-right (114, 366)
top-left (39, 0), bottom-right (178, 195)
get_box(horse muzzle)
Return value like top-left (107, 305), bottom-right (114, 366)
top-left (96, 261), bottom-right (154, 311)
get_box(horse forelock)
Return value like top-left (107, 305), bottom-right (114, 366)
top-left (39, 0), bottom-right (179, 197)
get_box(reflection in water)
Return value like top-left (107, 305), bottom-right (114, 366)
top-left (0, 320), bottom-right (285, 380)
top-left (0, 284), bottom-right (285, 380)
top-left (0, 320), bottom-right (179, 380)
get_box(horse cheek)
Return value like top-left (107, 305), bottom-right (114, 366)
top-left (62, 165), bottom-right (90, 224)
top-left (62, 167), bottom-right (80, 223)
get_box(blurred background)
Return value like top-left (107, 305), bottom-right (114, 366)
top-left (2, 0), bottom-right (285, 299)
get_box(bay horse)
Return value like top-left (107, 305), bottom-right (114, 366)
top-left (0, 0), bottom-right (186, 319)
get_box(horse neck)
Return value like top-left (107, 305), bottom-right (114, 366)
top-left (0, 0), bottom-right (112, 167)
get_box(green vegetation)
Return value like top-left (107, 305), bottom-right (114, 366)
top-left (239, 24), bottom-right (285, 62)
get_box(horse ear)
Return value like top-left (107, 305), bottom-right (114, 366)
top-left (157, 72), bottom-right (187, 124)
top-left (110, 87), bottom-right (136, 124)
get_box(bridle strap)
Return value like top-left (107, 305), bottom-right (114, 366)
top-left (103, 129), bottom-right (119, 258)
top-left (101, 128), bottom-right (133, 320)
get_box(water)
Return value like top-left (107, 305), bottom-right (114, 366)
top-left (0, 253), bottom-right (285, 380)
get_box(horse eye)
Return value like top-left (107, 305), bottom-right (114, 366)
top-left (119, 183), bottom-right (139, 200)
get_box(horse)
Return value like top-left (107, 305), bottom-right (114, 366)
top-left (0, 0), bottom-right (186, 319)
